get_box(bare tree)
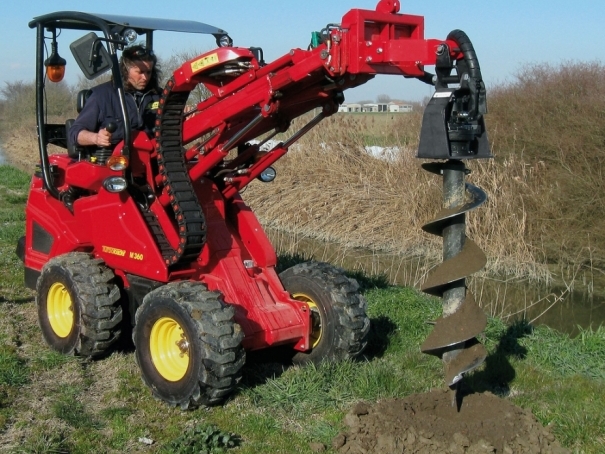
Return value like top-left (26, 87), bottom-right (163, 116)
top-left (0, 80), bottom-right (75, 122)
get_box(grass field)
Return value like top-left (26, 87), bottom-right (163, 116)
top-left (0, 164), bottom-right (604, 453)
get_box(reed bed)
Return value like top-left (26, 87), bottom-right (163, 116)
top-left (244, 112), bottom-right (550, 282)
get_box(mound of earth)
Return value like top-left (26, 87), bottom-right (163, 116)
top-left (328, 389), bottom-right (570, 454)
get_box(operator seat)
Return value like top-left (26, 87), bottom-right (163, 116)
top-left (65, 89), bottom-right (92, 158)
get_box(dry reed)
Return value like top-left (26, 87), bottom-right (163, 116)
top-left (244, 112), bottom-right (550, 281)
top-left (1, 122), bottom-right (39, 172)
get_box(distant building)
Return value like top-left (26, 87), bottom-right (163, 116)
top-left (338, 102), bottom-right (412, 113)
top-left (361, 103), bottom-right (389, 113)
top-left (338, 103), bottom-right (362, 112)
top-left (389, 102), bottom-right (413, 113)
top-left (363, 103), bottom-right (378, 112)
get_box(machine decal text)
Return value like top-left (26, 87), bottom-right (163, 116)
top-left (129, 251), bottom-right (144, 261)
top-left (102, 245), bottom-right (126, 257)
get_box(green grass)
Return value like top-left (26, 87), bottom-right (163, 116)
top-left (0, 164), bottom-right (603, 453)
top-left (0, 165), bottom-right (31, 304)
top-left (0, 346), bottom-right (29, 387)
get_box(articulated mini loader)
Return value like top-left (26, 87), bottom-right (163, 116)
top-left (19, 0), bottom-right (490, 408)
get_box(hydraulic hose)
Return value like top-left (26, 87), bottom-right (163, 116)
top-left (447, 29), bottom-right (487, 121)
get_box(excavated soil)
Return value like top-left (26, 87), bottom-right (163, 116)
top-left (329, 389), bottom-right (570, 454)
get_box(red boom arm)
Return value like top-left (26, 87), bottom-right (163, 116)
top-left (154, 0), bottom-right (463, 202)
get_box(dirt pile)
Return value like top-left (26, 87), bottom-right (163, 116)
top-left (330, 389), bottom-right (569, 454)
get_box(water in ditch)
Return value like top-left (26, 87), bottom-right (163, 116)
top-left (267, 229), bottom-right (605, 337)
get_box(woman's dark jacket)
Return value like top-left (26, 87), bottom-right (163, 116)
top-left (68, 81), bottom-right (160, 148)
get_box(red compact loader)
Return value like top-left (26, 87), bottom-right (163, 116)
top-left (19, 0), bottom-right (490, 408)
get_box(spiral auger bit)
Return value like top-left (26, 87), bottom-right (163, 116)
top-left (416, 30), bottom-right (491, 411)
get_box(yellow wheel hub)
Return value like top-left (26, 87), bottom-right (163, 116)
top-left (47, 282), bottom-right (74, 338)
top-left (150, 317), bottom-right (190, 382)
top-left (293, 293), bottom-right (322, 348)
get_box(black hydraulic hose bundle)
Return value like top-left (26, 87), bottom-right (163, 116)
top-left (149, 78), bottom-right (207, 266)
top-left (446, 29), bottom-right (487, 123)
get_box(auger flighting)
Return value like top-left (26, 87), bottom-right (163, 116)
top-left (416, 30), bottom-right (491, 409)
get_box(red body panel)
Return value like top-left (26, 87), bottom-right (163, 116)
top-left (25, 150), bottom-right (310, 350)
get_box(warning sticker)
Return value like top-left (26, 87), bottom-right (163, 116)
top-left (191, 53), bottom-right (220, 73)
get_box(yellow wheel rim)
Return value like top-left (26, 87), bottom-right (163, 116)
top-left (47, 282), bottom-right (74, 338)
top-left (292, 293), bottom-right (322, 348)
top-left (150, 317), bottom-right (190, 382)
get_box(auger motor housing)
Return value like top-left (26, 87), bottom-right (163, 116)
top-left (417, 31), bottom-right (491, 160)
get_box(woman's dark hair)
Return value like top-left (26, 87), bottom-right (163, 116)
top-left (119, 44), bottom-right (162, 92)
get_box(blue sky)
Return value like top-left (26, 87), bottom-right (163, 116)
top-left (2, 0), bottom-right (604, 102)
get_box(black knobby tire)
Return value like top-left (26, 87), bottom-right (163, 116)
top-left (133, 281), bottom-right (245, 409)
top-left (36, 252), bottom-right (123, 357)
top-left (279, 261), bottom-right (370, 365)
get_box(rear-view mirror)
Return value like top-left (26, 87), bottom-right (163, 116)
top-left (70, 32), bottom-right (112, 80)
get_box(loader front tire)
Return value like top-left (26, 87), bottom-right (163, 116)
top-left (279, 261), bottom-right (370, 365)
top-left (36, 253), bottom-right (122, 357)
top-left (133, 282), bottom-right (245, 409)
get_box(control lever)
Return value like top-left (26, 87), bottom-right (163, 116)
top-left (96, 122), bottom-right (117, 164)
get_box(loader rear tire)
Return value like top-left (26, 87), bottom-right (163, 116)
top-left (279, 261), bottom-right (370, 365)
top-left (133, 281), bottom-right (245, 409)
top-left (36, 253), bottom-right (122, 357)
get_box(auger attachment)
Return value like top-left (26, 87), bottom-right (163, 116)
top-left (416, 30), bottom-right (491, 409)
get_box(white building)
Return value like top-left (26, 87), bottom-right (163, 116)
top-left (339, 103), bottom-right (362, 112)
top-left (338, 102), bottom-right (413, 113)
top-left (361, 103), bottom-right (389, 113)
top-left (388, 103), bottom-right (413, 113)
